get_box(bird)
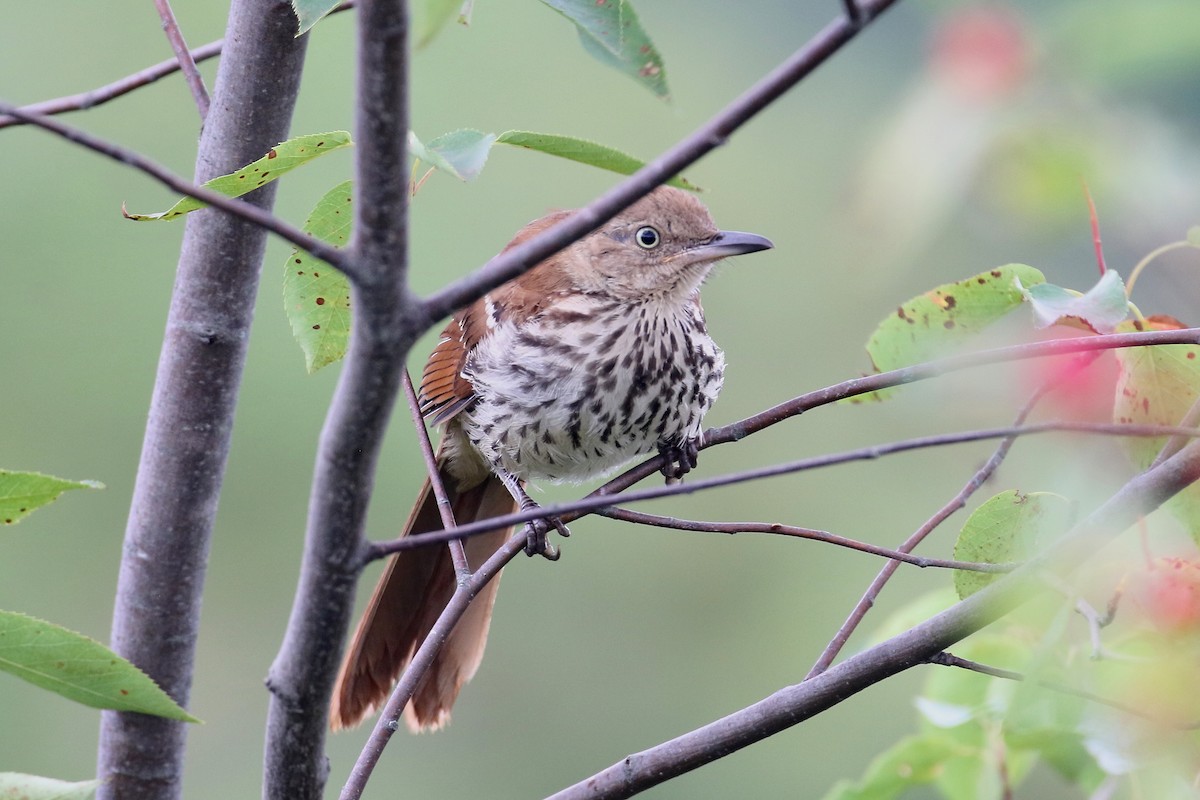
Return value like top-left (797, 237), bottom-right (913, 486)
top-left (330, 185), bottom-right (773, 732)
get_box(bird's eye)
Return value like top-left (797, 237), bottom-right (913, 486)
top-left (634, 225), bottom-right (661, 249)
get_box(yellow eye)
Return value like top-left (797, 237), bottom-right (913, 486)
top-left (635, 225), bottom-right (661, 249)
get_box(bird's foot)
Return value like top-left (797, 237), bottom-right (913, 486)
top-left (659, 438), bottom-right (701, 484)
top-left (522, 513), bottom-right (571, 561)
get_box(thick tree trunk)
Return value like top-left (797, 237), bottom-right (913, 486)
top-left (96, 3), bottom-right (308, 798)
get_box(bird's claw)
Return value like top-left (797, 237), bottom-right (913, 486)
top-left (523, 515), bottom-right (571, 560)
top-left (659, 438), bottom-right (701, 483)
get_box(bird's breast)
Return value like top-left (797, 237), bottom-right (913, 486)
top-left (460, 295), bottom-right (725, 482)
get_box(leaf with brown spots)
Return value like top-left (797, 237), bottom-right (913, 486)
top-left (858, 264), bottom-right (1046, 401)
top-left (0, 611), bottom-right (198, 721)
top-left (283, 181), bottom-right (352, 373)
top-left (0, 470), bottom-right (102, 527)
top-left (124, 131), bottom-right (352, 221)
top-left (1112, 316), bottom-right (1200, 538)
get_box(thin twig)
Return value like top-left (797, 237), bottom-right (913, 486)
top-left (546, 442), bottom-right (1200, 799)
top-left (340, 533), bottom-right (525, 800)
top-left (599, 507), bottom-right (1015, 573)
top-left (927, 651), bottom-right (1200, 730)
top-left (0, 3), bottom-right (356, 131)
top-left (806, 375), bottom-right (1058, 678)
top-left (369, 420), bottom-right (1200, 558)
top-left (400, 370), bottom-right (467, 575)
top-left (0, 102), bottom-right (357, 279)
top-left (153, 0), bottom-right (210, 119)
top-left (421, 0), bottom-right (905, 323)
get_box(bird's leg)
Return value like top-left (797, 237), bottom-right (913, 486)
top-left (495, 469), bottom-right (570, 560)
top-left (658, 436), bottom-right (701, 484)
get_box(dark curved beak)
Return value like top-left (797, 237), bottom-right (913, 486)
top-left (697, 230), bottom-right (774, 259)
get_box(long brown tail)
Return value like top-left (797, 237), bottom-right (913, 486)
top-left (330, 465), bottom-right (516, 732)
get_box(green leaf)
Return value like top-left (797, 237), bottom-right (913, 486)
top-left (539, 0), bottom-right (669, 99)
top-left (1187, 225), bottom-right (1200, 248)
top-left (859, 264), bottom-right (1046, 401)
top-left (284, 181), bottom-right (353, 373)
top-left (819, 734), bottom-right (967, 800)
top-left (125, 131), bottom-right (353, 221)
top-left (291, 0), bottom-right (340, 34)
top-left (414, 0), bottom-right (465, 47)
top-left (953, 490), bottom-right (1067, 599)
top-left (495, 130), bottom-right (699, 191)
top-left (1016, 270), bottom-right (1128, 333)
top-left (0, 773), bottom-right (100, 800)
top-left (1112, 318), bottom-right (1200, 538)
top-left (0, 611), bottom-right (199, 721)
top-left (0, 470), bottom-right (102, 527)
top-left (410, 129), bottom-right (497, 182)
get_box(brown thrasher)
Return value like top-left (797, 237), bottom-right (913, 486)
top-left (330, 186), bottom-right (773, 731)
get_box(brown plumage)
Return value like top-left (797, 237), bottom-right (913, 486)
top-left (331, 187), bottom-right (773, 731)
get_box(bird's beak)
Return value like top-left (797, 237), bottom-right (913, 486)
top-left (694, 230), bottom-right (774, 260)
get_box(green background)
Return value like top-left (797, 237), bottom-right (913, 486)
top-left (3, 1), bottom-right (1200, 797)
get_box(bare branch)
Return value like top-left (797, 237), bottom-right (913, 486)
top-left (94, 3), bottom-right (309, 798)
top-left (0, 3), bottom-right (355, 130)
top-left (421, 0), bottom-right (903, 323)
top-left (807, 375), bottom-right (1058, 677)
top-left (599, 507), bottom-right (1015, 573)
top-left (153, 0), bottom-right (210, 119)
top-left (340, 534), bottom-right (525, 800)
top-left (401, 370), bottom-right (468, 574)
top-left (263, 2), bottom-right (416, 798)
top-left (369, 420), bottom-right (1200, 556)
top-left (546, 441), bottom-right (1200, 799)
top-left (0, 102), bottom-right (356, 277)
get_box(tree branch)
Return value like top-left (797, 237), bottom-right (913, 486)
top-left (0, 102), bottom-right (354, 276)
top-left (806, 376), bottom-right (1056, 677)
top-left (598, 507), bottom-right (1014, 573)
top-left (94, 3), bottom-right (310, 799)
top-left (0, 4), bottom-right (355, 130)
top-left (339, 534), bottom-right (525, 800)
top-left (369, 420), bottom-right (1200, 556)
top-left (153, 0), bottom-right (210, 120)
top-left (420, 0), bottom-right (903, 323)
top-left (263, 2), bottom-right (415, 798)
top-left (546, 441), bottom-right (1200, 799)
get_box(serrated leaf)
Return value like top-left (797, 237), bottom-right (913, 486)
top-left (495, 130), bottom-right (699, 191)
top-left (125, 131), bottom-right (352, 221)
top-left (953, 490), bottom-right (1067, 599)
top-left (409, 129), bottom-right (497, 182)
top-left (0, 773), bottom-right (100, 800)
top-left (859, 264), bottom-right (1046, 401)
top-left (819, 734), bottom-right (967, 800)
top-left (1017, 270), bottom-right (1128, 333)
top-left (291, 0), bottom-right (340, 34)
top-left (284, 181), bottom-right (353, 373)
top-left (0, 611), bottom-right (198, 721)
top-left (539, 0), bottom-right (669, 99)
top-left (0, 470), bottom-right (102, 527)
top-left (1112, 317), bottom-right (1200, 537)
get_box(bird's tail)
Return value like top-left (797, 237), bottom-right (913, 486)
top-left (330, 463), bottom-right (516, 732)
